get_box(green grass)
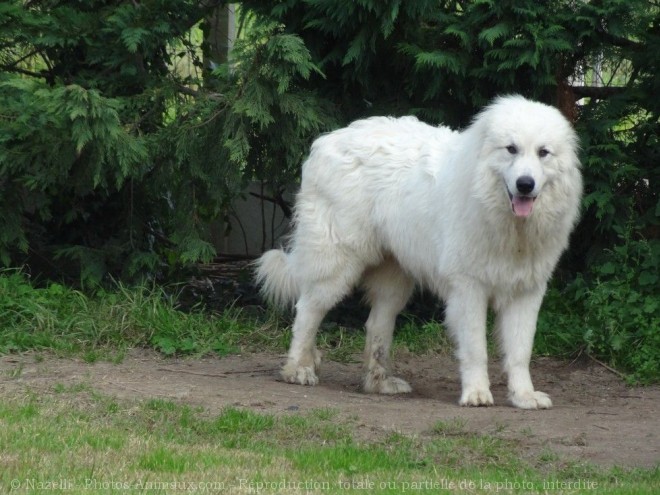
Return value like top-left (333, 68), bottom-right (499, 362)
top-left (0, 269), bottom-right (279, 359)
top-left (0, 270), bottom-right (448, 364)
top-left (0, 387), bottom-right (657, 494)
top-left (2, 267), bottom-right (658, 384)
top-left (1, 270), bottom-right (658, 493)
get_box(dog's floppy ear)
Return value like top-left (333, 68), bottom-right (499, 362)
top-left (555, 125), bottom-right (582, 173)
top-left (464, 103), bottom-right (495, 160)
top-left (551, 129), bottom-right (583, 224)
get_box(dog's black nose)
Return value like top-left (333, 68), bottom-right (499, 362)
top-left (516, 176), bottom-right (535, 195)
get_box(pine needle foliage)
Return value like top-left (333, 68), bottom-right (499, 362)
top-left (0, 0), bottom-right (657, 299)
top-left (0, 1), bottom-right (336, 283)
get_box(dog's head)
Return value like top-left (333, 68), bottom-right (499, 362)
top-left (472, 95), bottom-right (581, 218)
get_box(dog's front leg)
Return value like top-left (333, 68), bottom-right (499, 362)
top-left (495, 288), bottom-right (552, 409)
top-left (445, 281), bottom-right (493, 406)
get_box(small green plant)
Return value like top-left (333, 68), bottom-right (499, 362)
top-left (0, 270), bottom-right (255, 358)
top-left (432, 417), bottom-right (468, 437)
top-left (395, 317), bottom-right (450, 354)
top-left (537, 232), bottom-right (659, 384)
top-left (579, 236), bottom-right (659, 383)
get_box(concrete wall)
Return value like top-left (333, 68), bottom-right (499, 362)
top-left (211, 181), bottom-right (292, 257)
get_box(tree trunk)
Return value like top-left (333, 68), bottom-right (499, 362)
top-left (203, 3), bottom-right (236, 74)
top-left (204, 4), bottom-right (238, 253)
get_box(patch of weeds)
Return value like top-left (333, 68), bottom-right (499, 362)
top-left (52, 382), bottom-right (91, 394)
top-left (289, 442), bottom-right (419, 475)
top-left (519, 426), bottom-right (535, 437)
top-left (105, 400), bottom-right (120, 415)
top-left (536, 235), bottom-right (660, 384)
top-left (5, 362), bottom-right (24, 379)
top-left (79, 431), bottom-right (126, 451)
top-left (145, 398), bottom-right (180, 413)
top-left (432, 417), bottom-right (467, 436)
top-left (394, 317), bottom-right (450, 354)
top-left (425, 420), bottom-right (528, 474)
top-left (317, 325), bottom-right (364, 363)
top-left (0, 399), bottom-right (39, 424)
top-left (137, 446), bottom-right (195, 473)
top-left (230, 308), bottom-right (292, 353)
top-left (207, 408), bottom-right (276, 436)
top-left (280, 413), bottom-right (352, 446)
top-left (309, 407), bottom-right (340, 421)
top-left (131, 399), bottom-right (353, 453)
top-left (538, 448), bottom-right (560, 464)
top-left (463, 434), bottom-right (524, 469)
top-left (493, 421), bottom-right (509, 434)
top-left (82, 350), bottom-right (101, 363)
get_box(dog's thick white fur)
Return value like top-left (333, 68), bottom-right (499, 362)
top-left (256, 95), bottom-right (582, 409)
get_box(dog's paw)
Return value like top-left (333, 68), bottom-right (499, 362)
top-left (509, 390), bottom-right (552, 409)
top-left (281, 363), bottom-right (319, 386)
top-left (364, 374), bottom-right (412, 394)
top-left (459, 387), bottom-right (494, 407)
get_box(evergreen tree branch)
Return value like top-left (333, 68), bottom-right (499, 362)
top-left (1, 65), bottom-right (48, 79)
top-left (1, 49), bottom-right (41, 70)
top-left (177, 85), bottom-right (224, 101)
top-left (249, 191), bottom-right (292, 219)
top-left (569, 85), bottom-right (627, 99)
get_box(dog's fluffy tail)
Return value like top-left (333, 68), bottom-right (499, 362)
top-left (254, 249), bottom-right (299, 308)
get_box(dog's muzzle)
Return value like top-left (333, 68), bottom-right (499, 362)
top-left (507, 175), bottom-right (537, 217)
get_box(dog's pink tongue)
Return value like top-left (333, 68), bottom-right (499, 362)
top-left (512, 196), bottom-right (534, 217)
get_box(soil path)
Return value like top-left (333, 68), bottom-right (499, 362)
top-left (1, 351), bottom-right (657, 469)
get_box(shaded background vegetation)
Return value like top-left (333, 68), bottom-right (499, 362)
top-left (0, 0), bottom-right (658, 381)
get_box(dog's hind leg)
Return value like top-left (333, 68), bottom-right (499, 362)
top-left (361, 258), bottom-right (415, 394)
top-left (281, 252), bottom-right (364, 386)
top-left (280, 293), bottom-right (328, 386)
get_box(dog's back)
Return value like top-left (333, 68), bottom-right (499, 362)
top-left (302, 116), bottom-right (456, 193)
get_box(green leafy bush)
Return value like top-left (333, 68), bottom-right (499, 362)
top-left (2, 0), bottom-right (657, 282)
top-left (0, 1), bottom-right (335, 283)
top-left (581, 236), bottom-right (659, 383)
top-left (538, 232), bottom-right (659, 384)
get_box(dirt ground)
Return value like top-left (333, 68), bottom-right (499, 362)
top-left (1, 350), bottom-right (657, 469)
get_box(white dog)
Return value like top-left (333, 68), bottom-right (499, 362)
top-left (256, 95), bottom-right (582, 409)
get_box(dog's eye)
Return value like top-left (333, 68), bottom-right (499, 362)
top-left (538, 148), bottom-right (550, 158)
top-left (506, 145), bottom-right (518, 155)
